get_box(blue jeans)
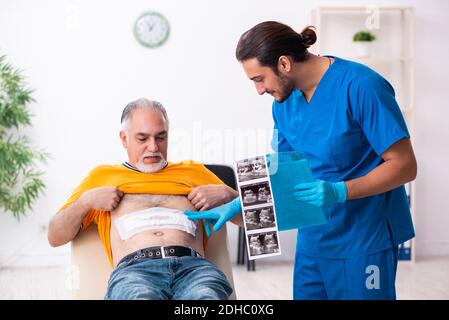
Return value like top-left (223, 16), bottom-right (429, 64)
top-left (105, 255), bottom-right (233, 300)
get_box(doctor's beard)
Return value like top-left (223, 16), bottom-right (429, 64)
top-left (272, 73), bottom-right (296, 103)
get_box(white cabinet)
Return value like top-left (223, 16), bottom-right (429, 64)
top-left (311, 6), bottom-right (416, 261)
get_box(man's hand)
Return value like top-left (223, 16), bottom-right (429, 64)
top-left (187, 184), bottom-right (238, 211)
top-left (293, 180), bottom-right (347, 208)
top-left (80, 186), bottom-right (124, 211)
top-left (185, 198), bottom-right (242, 237)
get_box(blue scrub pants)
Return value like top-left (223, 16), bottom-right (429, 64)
top-left (293, 246), bottom-right (398, 300)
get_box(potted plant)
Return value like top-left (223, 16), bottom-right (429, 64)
top-left (0, 53), bottom-right (48, 220)
top-left (352, 31), bottom-right (376, 57)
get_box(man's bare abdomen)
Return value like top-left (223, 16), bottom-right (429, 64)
top-left (110, 194), bottom-right (202, 267)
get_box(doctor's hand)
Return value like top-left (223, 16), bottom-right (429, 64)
top-left (293, 180), bottom-right (347, 208)
top-left (184, 197), bottom-right (242, 237)
top-left (187, 184), bottom-right (239, 211)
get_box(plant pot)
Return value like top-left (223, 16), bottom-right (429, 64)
top-left (353, 41), bottom-right (373, 58)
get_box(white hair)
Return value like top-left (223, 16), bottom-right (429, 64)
top-left (120, 98), bottom-right (169, 132)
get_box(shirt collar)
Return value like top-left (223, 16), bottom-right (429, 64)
top-left (122, 161), bottom-right (141, 172)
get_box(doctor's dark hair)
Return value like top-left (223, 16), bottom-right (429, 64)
top-left (235, 21), bottom-right (317, 74)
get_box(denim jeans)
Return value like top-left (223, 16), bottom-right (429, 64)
top-left (104, 255), bottom-right (233, 300)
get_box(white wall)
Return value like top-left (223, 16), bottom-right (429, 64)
top-left (0, 0), bottom-right (448, 267)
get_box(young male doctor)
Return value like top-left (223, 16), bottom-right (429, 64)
top-left (185, 21), bottom-right (417, 300)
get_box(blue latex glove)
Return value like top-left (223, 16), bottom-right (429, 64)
top-left (293, 180), bottom-right (347, 208)
top-left (185, 197), bottom-right (242, 237)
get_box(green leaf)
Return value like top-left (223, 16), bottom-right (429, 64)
top-left (0, 52), bottom-right (49, 219)
top-left (353, 31), bottom-right (376, 42)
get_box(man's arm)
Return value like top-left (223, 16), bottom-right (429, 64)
top-left (345, 138), bottom-right (417, 200)
top-left (48, 186), bottom-right (123, 247)
top-left (47, 196), bottom-right (91, 247)
top-left (187, 184), bottom-right (243, 226)
top-left (188, 184), bottom-right (238, 211)
top-left (294, 138), bottom-right (417, 207)
top-left (230, 211), bottom-right (243, 226)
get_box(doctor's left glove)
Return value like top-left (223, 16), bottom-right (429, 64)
top-left (184, 197), bottom-right (242, 237)
top-left (294, 180), bottom-right (347, 208)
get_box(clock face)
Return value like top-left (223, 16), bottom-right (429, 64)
top-left (134, 12), bottom-right (170, 48)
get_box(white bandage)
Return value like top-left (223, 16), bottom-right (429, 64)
top-left (114, 207), bottom-right (198, 240)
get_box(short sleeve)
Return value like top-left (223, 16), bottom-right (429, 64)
top-left (58, 178), bottom-right (90, 212)
top-left (58, 167), bottom-right (100, 212)
top-left (349, 74), bottom-right (410, 156)
top-left (57, 167), bottom-right (104, 230)
top-left (271, 103), bottom-right (293, 152)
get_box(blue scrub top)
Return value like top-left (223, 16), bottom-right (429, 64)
top-left (272, 56), bottom-right (415, 259)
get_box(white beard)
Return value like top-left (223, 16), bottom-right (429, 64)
top-left (135, 153), bottom-right (168, 173)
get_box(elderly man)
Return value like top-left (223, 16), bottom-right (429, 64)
top-left (48, 98), bottom-right (240, 300)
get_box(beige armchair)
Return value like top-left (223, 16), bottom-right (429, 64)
top-left (71, 224), bottom-right (236, 300)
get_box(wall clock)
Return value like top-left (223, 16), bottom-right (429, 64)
top-left (134, 11), bottom-right (170, 48)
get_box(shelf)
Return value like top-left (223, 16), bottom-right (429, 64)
top-left (311, 6), bottom-right (416, 262)
top-left (401, 108), bottom-right (413, 116)
top-left (315, 6), bottom-right (414, 14)
top-left (344, 57), bottom-right (414, 64)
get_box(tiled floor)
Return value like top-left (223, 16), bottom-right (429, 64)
top-left (1, 256), bottom-right (449, 299)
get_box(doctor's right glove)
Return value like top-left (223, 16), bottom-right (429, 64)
top-left (184, 197), bottom-right (242, 237)
top-left (293, 180), bottom-right (347, 207)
